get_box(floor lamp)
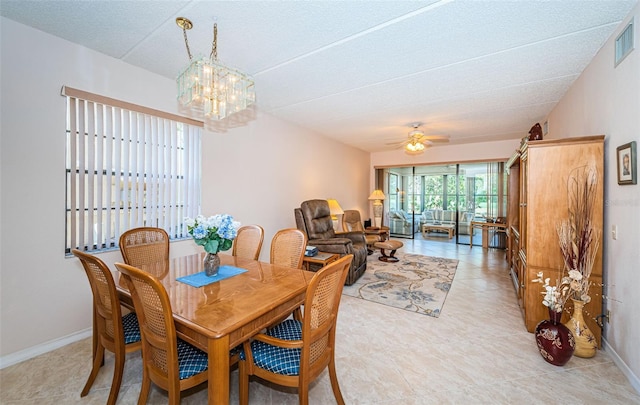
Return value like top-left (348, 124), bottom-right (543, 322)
top-left (368, 190), bottom-right (386, 228)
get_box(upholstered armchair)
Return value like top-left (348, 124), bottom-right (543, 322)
top-left (294, 200), bottom-right (367, 285)
top-left (343, 209), bottom-right (381, 254)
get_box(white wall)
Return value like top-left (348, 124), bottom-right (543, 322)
top-left (0, 18), bottom-right (369, 361)
top-left (545, 4), bottom-right (640, 386)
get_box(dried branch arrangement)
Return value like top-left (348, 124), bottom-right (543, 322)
top-left (556, 164), bottom-right (601, 303)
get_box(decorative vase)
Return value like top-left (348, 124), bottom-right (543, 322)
top-left (535, 308), bottom-right (575, 366)
top-left (203, 252), bottom-right (220, 277)
top-left (564, 298), bottom-right (597, 358)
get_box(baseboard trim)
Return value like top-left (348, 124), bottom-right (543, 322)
top-left (603, 337), bottom-right (640, 395)
top-left (0, 327), bottom-right (92, 370)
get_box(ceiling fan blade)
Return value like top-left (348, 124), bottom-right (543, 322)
top-left (420, 135), bottom-right (450, 142)
top-left (385, 140), bottom-right (408, 146)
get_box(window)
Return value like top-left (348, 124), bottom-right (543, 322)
top-left (388, 173), bottom-right (399, 211)
top-left (63, 87), bottom-right (203, 254)
top-left (422, 175), bottom-right (444, 210)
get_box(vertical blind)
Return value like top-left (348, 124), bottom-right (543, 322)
top-left (63, 87), bottom-right (202, 254)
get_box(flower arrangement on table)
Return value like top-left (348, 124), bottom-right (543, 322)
top-left (185, 214), bottom-right (241, 276)
top-left (184, 214), bottom-right (241, 254)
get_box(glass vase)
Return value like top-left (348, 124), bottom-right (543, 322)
top-left (564, 298), bottom-right (597, 358)
top-left (203, 252), bottom-right (220, 277)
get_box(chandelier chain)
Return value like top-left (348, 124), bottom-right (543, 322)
top-left (210, 23), bottom-right (218, 61)
top-left (182, 26), bottom-right (193, 61)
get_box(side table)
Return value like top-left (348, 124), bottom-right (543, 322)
top-left (302, 252), bottom-right (340, 272)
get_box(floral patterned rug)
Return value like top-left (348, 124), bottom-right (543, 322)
top-left (342, 252), bottom-right (459, 317)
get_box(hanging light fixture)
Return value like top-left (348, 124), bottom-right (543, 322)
top-left (405, 140), bottom-right (425, 154)
top-left (176, 17), bottom-right (255, 122)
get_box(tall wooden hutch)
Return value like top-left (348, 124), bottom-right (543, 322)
top-left (506, 135), bottom-right (604, 346)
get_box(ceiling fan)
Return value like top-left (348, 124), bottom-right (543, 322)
top-left (386, 123), bottom-right (450, 154)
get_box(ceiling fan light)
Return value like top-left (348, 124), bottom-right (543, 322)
top-left (405, 140), bottom-right (425, 154)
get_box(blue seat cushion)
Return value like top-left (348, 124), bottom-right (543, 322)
top-left (177, 339), bottom-right (208, 380)
top-left (244, 319), bottom-right (302, 376)
top-left (121, 312), bottom-right (141, 344)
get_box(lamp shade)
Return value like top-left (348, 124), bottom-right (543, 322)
top-left (327, 199), bottom-right (344, 215)
top-left (368, 190), bottom-right (386, 200)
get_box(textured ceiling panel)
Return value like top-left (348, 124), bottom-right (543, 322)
top-left (123, 1), bottom-right (434, 78)
top-left (1, 0), bottom-right (636, 152)
top-left (0, 1), bottom-right (190, 58)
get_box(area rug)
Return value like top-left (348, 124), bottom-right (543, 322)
top-left (342, 252), bottom-right (458, 317)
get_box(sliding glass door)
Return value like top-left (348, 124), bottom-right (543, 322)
top-left (377, 162), bottom-right (507, 245)
top-left (384, 167), bottom-right (420, 238)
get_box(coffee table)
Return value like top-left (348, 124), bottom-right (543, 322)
top-left (422, 223), bottom-right (455, 239)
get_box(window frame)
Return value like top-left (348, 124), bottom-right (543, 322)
top-left (63, 86), bottom-right (203, 255)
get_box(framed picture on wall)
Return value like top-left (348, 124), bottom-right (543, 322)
top-left (616, 141), bottom-right (637, 185)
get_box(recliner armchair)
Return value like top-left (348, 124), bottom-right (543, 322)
top-left (343, 209), bottom-right (381, 254)
top-left (294, 199), bottom-right (367, 285)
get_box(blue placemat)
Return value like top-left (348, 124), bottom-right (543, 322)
top-left (176, 265), bottom-right (247, 288)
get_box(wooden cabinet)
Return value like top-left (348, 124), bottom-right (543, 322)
top-left (506, 135), bottom-right (604, 346)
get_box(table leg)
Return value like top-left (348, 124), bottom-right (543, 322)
top-left (209, 335), bottom-right (230, 404)
top-left (482, 228), bottom-right (489, 248)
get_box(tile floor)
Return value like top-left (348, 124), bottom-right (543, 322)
top-left (1, 236), bottom-right (639, 404)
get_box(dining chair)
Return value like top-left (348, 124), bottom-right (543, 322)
top-left (119, 227), bottom-right (170, 281)
top-left (71, 249), bottom-right (141, 405)
top-left (270, 228), bottom-right (307, 269)
top-left (232, 224), bottom-right (265, 261)
top-left (239, 254), bottom-right (354, 405)
top-left (114, 262), bottom-right (208, 405)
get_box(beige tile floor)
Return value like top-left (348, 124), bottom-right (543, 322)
top-left (2, 236), bottom-right (639, 404)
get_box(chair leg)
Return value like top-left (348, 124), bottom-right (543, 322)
top-left (137, 371), bottom-right (151, 405)
top-left (239, 360), bottom-right (250, 405)
top-left (328, 356), bottom-right (345, 405)
top-left (106, 348), bottom-right (125, 405)
top-left (299, 383), bottom-right (309, 405)
top-left (168, 389), bottom-right (181, 405)
top-left (81, 342), bottom-right (105, 397)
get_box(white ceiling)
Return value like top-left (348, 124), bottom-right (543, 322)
top-left (1, 0), bottom-right (637, 152)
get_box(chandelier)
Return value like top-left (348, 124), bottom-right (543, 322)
top-left (176, 17), bottom-right (255, 122)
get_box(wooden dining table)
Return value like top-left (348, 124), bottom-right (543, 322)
top-left (116, 252), bottom-right (315, 404)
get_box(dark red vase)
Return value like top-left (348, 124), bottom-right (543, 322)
top-left (535, 309), bottom-right (575, 366)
